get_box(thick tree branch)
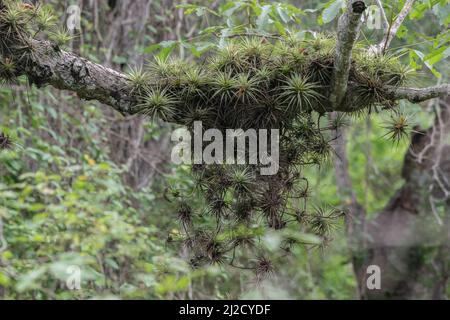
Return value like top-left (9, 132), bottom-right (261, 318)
top-left (1, 0), bottom-right (448, 118)
top-left (21, 40), bottom-right (136, 116)
top-left (9, 38), bottom-right (450, 115)
top-left (384, 84), bottom-right (450, 103)
top-left (329, 0), bottom-right (366, 108)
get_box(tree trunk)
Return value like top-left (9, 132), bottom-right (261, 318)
top-left (351, 101), bottom-right (450, 299)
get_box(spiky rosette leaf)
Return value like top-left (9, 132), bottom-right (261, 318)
top-left (232, 73), bottom-right (263, 105)
top-left (230, 167), bottom-right (255, 195)
top-left (177, 199), bottom-right (194, 228)
top-left (49, 28), bottom-right (74, 48)
top-left (181, 104), bottom-right (215, 129)
top-left (0, 56), bottom-right (17, 83)
top-left (255, 256), bottom-right (275, 280)
top-left (147, 57), bottom-right (187, 80)
top-left (0, 1), bottom-right (28, 36)
top-left (136, 87), bottom-right (177, 121)
top-left (382, 112), bottom-right (412, 144)
top-left (309, 206), bottom-right (341, 237)
top-left (181, 67), bottom-right (209, 101)
top-left (278, 74), bottom-right (324, 114)
top-left (35, 5), bottom-right (56, 33)
top-left (211, 42), bottom-right (244, 74)
top-left (212, 71), bottom-right (235, 107)
top-left (239, 37), bottom-right (270, 69)
top-left (126, 65), bottom-right (150, 94)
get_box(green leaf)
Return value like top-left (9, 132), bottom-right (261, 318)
top-left (321, 0), bottom-right (345, 24)
top-left (257, 5), bottom-right (272, 30)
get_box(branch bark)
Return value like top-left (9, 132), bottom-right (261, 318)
top-left (384, 84), bottom-right (450, 103)
top-left (22, 40), bottom-right (136, 116)
top-left (330, 0), bottom-right (366, 108)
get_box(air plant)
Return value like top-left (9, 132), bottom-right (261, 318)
top-left (0, 57), bottom-right (17, 83)
top-left (147, 57), bottom-right (185, 80)
top-left (309, 206), bottom-right (341, 237)
top-left (205, 239), bottom-right (227, 265)
top-left (230, 167), bottom-right (255, 195)
top-left (278, 74), bottom-right (324, 113)
top-left (232, 73), bottom-right (262, 105)
top-left (182, 67), bottom-right (208, 100)
top-left (35, 5), bottom-right (56, 34)
top-left (136, 87), bottom-right (177, 121)
top-left (212, 71), bottom-right (235, 107)
top-left (50, 28), bottom-right (74, 48)
top-left (239, 37), bottom-right (269, 68)
top-left (382, 112), bottom-right (412, 144)
top-left (177, 199), bottom-right (194, 228)
top-left (181, 104), bottom-right (215, 129)
top-left (0, 132), bottom-right (13, 150)
top-left (0, 2), bottom-right (28, 36)
top-left (213, 42), bottom-right (244, 73)
top-left (126, 65), bottom-right (150, 94)
top-left (255, 256), bottom-right (275, 280)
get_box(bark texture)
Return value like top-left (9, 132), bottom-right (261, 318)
top-left (330, 0), bottom-right (366, 108)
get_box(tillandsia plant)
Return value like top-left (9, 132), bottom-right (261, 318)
top-left (0, 0), bottom-right (427, 278)
top-left (0, 131), bottom-right (13, 150)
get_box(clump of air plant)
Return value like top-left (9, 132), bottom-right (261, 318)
top-left (0, 1), bottom-right (28, 36)
top-left (0, 132), bottom-right (13, 150)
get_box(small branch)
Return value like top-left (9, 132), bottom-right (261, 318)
top-left (330, 0), bottom-right (367, 108)
top-left (383, 84), bottom-right (450, 103)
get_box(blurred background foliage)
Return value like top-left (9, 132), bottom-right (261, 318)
top-left (0, 0), bottom-right (449, 299)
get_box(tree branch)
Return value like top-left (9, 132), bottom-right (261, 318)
top-left (330, 0), bottom-right (367, 108)
top-left (20, 40), bottom-right (136, 116)
top-left (383, 84), bottom-right (450, 103)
